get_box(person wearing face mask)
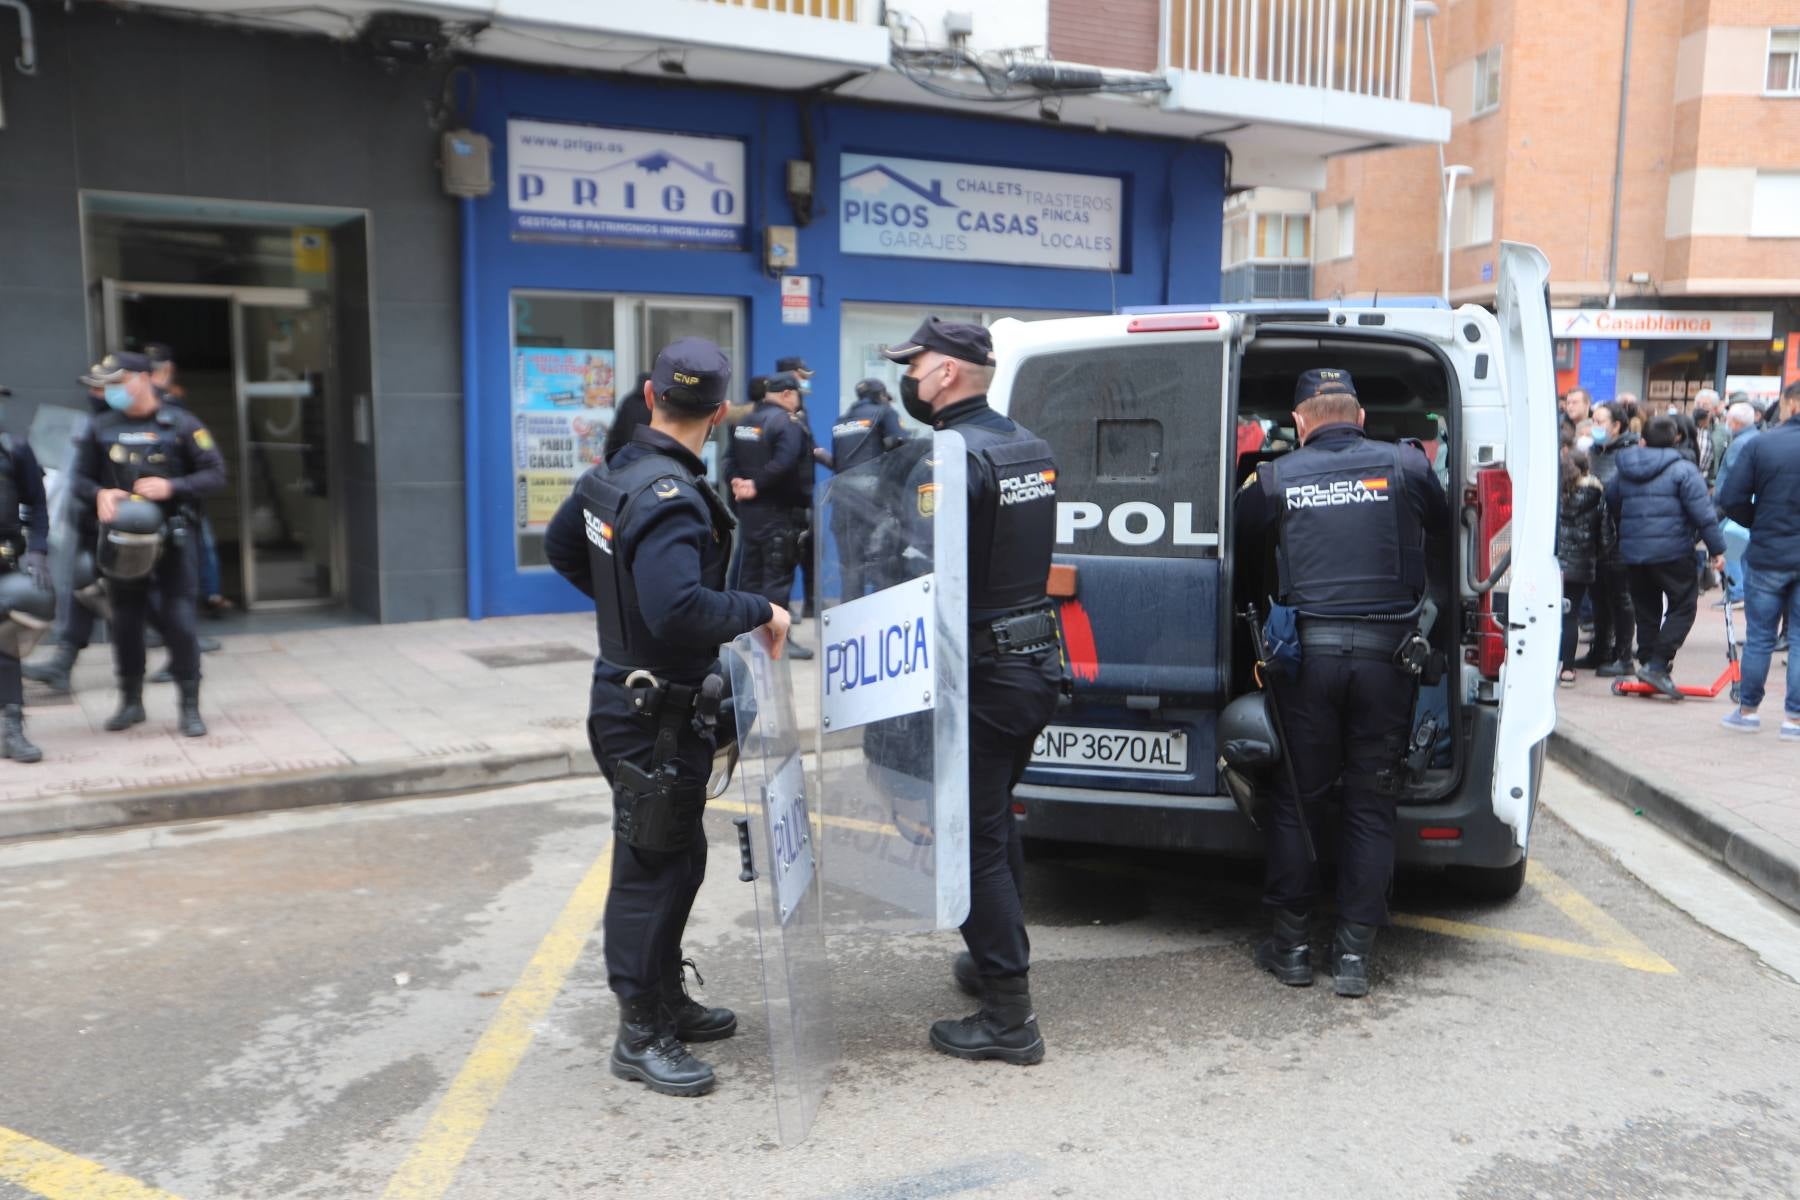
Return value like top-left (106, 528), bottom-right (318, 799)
top-left (1576, 402), bottom-right (1640, 676)
top-left (23, 364), bottom-right (115, 694)
top-left (0, 384), bottom-right (52, 763)
top-left (881, 317), bottom-right (1062, 1064)
top-left (68, 352), bottom-right (226, 737)
top-left (724, 371), bottom-right (815, 660)
top-left (776, 356), bottom-right (823, 625)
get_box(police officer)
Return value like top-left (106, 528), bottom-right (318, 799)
top-left (544, 338), bottom-right (789, 1098)
top-left (1234, 369), bottom-right (1450, 998)
top-left (23, 363), bottom-right (114, 694)
top-left (69, 352), bottom-right (226, 738)
top-left (724, 371), bottom-right (814, 659)
top-left (883, 318), bottom-right (1062, 1065)
top-left (824, 378), bottom-right (906, 601)
top-left (0, 384), bottom-right (50, 763)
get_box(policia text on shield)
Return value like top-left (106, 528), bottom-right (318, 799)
top-left (544, 338), bottom-right (791, 1097)
top-left (1233, 368), bottom-right (1452, 997)
top-left (69, 351), bottom-right (226, 739)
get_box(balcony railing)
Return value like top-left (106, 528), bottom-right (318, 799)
top-left (710, 0), bottom-right (861, 19)
top-left (1164, 0), bottom-right (1416, 101)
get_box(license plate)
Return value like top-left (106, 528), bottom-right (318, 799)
top-left (1030, 725), bottom-right (1189, 773)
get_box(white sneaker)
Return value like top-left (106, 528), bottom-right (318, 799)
top-left (1720, 710), bottom-right (1761, 733)
top-left (1781, 722), bottom-right (1800, 743)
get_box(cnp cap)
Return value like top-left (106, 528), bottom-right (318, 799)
top-left (881, 317), bottom-right (994, 367)
top-left (85, 351), bottom-right (153, 385)
top-left (764, 371), bottom-right (801, 394)
top-left (144, 342), bottom-right (175, 366)
top-left (650, 337), bottom-right (731, 413)
top-left (1295, 367), bottom-right (1358, 406)
top-left (854, 377), bottom-right (889, 402)
top-left (774, 355), bottom-right (814, 380)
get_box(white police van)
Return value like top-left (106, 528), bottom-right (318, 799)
top-left (988, 243), bottom-right (1560, 899)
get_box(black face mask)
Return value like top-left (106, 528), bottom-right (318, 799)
top-left (900, 373), bottom-right (935, 425)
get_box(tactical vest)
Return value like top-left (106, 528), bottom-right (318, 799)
top-left (0, 435), bottom-right (19, 551)
top-left (959, 420), bottom-right (1059, 618)
top-left (578, 452), bottom-right (735, 671)
top-left (95, 412), bottom-right (184, 495)
top-left (832, 401), bottom-right (889, 473)
top-left (1264, 437), bottom-right (1424, 616)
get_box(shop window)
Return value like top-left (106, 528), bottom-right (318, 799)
top-left (1472, 47), bottom-right (1503, 117)
top-left (508, 291), bottom-right (741, 569)
top-left (1768, 29), bottom-right (1800, 94)
top-left (1750, 173), bottom-right (1800, 237)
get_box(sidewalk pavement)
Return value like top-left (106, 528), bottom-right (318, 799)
top-left (3, 614), bottom-right (826, 842)
top-left (1550, 600), bottom-right (1799, 913)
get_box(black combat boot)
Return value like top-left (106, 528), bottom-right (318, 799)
top-left (662, 957), bottom-right (736, 1042)
top-left (609, 993), bottom-right (716, 1097)
top-left (104, 677), bottom-right (147, 732)
top-left (1331, 922), bottom-right (1378, 998)
top-left (1254, 907), bottom-right (1314, 987)
top-left (176, 679), bottom-right (207, 738)
top-left (929, 973), bottom-right (1045, 1065)
top-left (3, 705), bottom-right (42, 764)
top-left (22, 644), bottom-right (77, 693)
top-left (951, 951), bottom-right (980, 997)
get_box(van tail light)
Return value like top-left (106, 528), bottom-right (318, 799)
top-left (1469, 465), bottom-right (1512, 680)
top-left (1126, 313), bottom-right (1222, 333)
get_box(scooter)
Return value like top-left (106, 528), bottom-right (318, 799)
top-left (1611, 595), bottom-right (1741, 701)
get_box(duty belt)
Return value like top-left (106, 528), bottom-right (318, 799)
top-left (970, 603), bottom-right (1058, 656)
top-left (1297, 621), bottom-right (1409, 663)
top-left (623, 670), bottom-right (726, 763)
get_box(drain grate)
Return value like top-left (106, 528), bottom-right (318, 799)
top-left (465, 642), bottom-right (591, 669)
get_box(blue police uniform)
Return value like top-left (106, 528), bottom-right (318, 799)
top-left (1234, 369), bottom-right (1450, 996)
top-left (827, 380), bottom-right (906, 600)
top-left (723, 375), bottom-right (810, 613)
top-left (544, 338), bottom-right (772, 1098)
top-left (884, 319), bottom-right (1062, 1065)
top-left (0, 416), bottom-right (51, 763)
top-left (69, 353), bottom-right (226, 737)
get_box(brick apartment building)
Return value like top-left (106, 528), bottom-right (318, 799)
top-left (1309, 0), bottom-right (1800, 404)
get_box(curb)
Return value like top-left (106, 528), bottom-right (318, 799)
top-left (0, 747), bottom-right (600, 843)
top-left (1548, 730), bottom-right (1800, 915)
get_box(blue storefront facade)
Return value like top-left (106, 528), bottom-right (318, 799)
top-left (461, 63), bottom-right (1226, 618)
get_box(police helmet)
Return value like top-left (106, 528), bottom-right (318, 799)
top-left (0, 571), bottom-right (54, 623)
top-left (98, 497), bottom-right (166, 582)
top-left (1219, 691), bottom-right (1280, 767)
top-left (71, 549), bottom-right (100, 592)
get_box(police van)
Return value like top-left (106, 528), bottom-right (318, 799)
top-left (987, 243), bottom-right (1559, 899)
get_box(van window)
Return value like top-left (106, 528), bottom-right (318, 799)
top-left (1008, 342), bottom-right (1226, 559)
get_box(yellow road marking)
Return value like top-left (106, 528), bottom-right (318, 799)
top-left (0, 1126), bottom-right (185, 1200)
top-left (1392, 861), bottom-right (1676, 975)
top-left (379, 840), bottom-right (615, 1200)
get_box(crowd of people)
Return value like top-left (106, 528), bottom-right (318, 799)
top-left (1556, 380), bottom-right (1799, 739)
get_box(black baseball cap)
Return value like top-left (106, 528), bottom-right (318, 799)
top-left (881, 317), bottom-right (993, 367)
top-left (1295, 367), bottom-right (1358, 406)
top-left (774, 355), bottom-right (814, 379)
top-left (144, 342), bottom-right (175, 366)
top-left (764, 371), bottom-right (801, 394)
top-left (854, 377), bottom-right (889, 402)
top-left (650, 337), bottom-right (730, 413)
top-left (86, 351), bottom-right (153, 385)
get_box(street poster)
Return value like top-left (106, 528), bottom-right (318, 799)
top-left (512, 347), bottom-right (616, 532)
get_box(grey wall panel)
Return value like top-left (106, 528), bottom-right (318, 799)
top-left (377, 482), bottom-right (470, 574)
top-left (380, 569), bottom-right (469, 622)
top-left (373, 393), bottom-right (464, 485)
top-left (375, 301), bottom-right (462, 396)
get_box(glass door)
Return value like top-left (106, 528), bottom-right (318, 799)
top-left (236, 300), bottom-right (338, 605)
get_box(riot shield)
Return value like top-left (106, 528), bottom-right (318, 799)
top-left (723, 630), bottom-right (836, 1147)
top-left (814, 429), bottom-right (969, 931)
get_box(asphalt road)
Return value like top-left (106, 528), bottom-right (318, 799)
top-left (2, 764), bottom-right (1796, 1200)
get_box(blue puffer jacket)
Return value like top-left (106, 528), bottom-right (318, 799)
top-left (1605, 446), bottom-right (1725, 565)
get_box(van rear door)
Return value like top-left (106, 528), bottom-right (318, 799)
top-left (991, 315), bottom-right (1234, 797)
top-left (1490, 242), bottom-right (1562, 847)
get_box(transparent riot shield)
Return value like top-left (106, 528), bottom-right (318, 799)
top-left (723, 631), bottom-right (837, 1147)
top-left (814, 429), bottom-right (969, 932)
